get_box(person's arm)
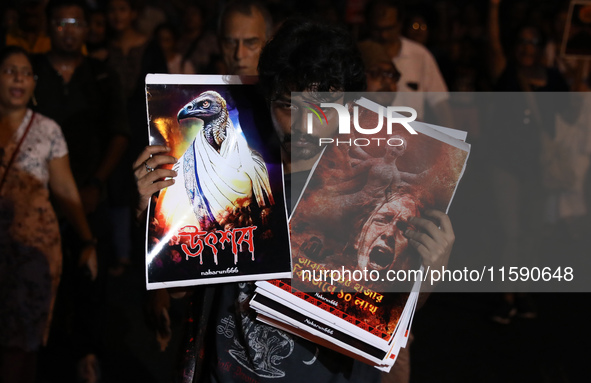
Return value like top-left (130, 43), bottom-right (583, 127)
top-left (403, 209), bottom-right (455, 308)
top-left (348, 144), bottom-right (372, 160)
top-left (135, 145), bottom-right (183, 349)
top-left (399, 169), bottom-right (429, 184)
top-left (48, 155), bottom-right (98, 280)
top-left (488, 0), bottom-right (506, 82)
top-left (133, 145), bottom-right (178, 220)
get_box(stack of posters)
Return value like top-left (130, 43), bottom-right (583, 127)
top-left (143, 74), bottom-right (470, 370)
top-left (144, 74), bottom-right (291, 290)
top-left (250, 97), bottom-right (471, 371)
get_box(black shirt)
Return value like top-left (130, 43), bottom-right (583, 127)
top-left (200, 171), bottom-right (381, 383)
top-left (31, 54), bottom-right (130, 186)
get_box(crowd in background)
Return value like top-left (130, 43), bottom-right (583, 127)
top-left (2, 0), bottom-right (589, 91)
top-left (1, 0), bottom-right (590, 382)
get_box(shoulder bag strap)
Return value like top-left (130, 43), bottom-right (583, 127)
top-left (0, 112), bottom-right (36, 193)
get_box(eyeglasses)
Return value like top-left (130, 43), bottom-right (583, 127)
top-left (411, 22), bottom-right (428, 31)
top-left (52, 18), bottom-right (87, 31)
top-left (366, 68), bottom-right (401, 82)
top-left (1, 67), bottom-right (36, 80)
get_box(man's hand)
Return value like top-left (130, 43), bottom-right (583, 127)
top-left (404, 209), bottom-right (454, 272)
top-left (79, 245), bottom-right (98, 281)
top-left (133, 145), bottom-right (178, 218)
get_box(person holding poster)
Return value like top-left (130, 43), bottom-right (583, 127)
top-left (135, 19), bottom-right (454, 383)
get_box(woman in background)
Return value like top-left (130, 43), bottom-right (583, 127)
top-left (154, 23), bottom-right (195, 74)
top-left (0, 46), bottom-right (96, 383)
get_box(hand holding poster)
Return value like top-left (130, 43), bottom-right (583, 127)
top-left (252, 95), bottom-right (470, 371)
top-left (144, 75), bottom-right (291, 290)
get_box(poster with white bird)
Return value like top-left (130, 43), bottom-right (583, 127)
top-left (144, 74), bottom-right (291, 289)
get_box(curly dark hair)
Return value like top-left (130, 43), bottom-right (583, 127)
top-left (45, 0), bottom-right (90, 23)
top-left (0, 46), bottom-right (33, 68)
top-left (258, 19), bottom-right (366, 102)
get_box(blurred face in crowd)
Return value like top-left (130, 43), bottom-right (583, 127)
top-left (87, 11), bottom-right (107, 45)
top-left (366, 62), bottom-right (400, 105)
top-left (183, 5), bottom-right (203, 33)
top-left (107, 0), bottom-right (136, 33)
top-left (515, 27), bottom-right (543, 68)
top-left (406, 15), bottom-right (429, 46)
top-left (366, 63), bottom-right (400, 92)
top-left (2, 7), bottom-right (19, 31)
top-left (49, 6), bottom-right (88, 54)
top-left (369, 6), bottom-right (401, 45)
top-left (220, 8), bottom-right (267, 75)
top-left (356, 194), bottom-right (419, 272)
top-left (0, 53), bottom-right (36, 111)
top-left (18, 0), bottom-right (46, 32)
top-left (156, 27), bottom-right (176, 56)
top-left (270, 91), bottom-right (343, 161)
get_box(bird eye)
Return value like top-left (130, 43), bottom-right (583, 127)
top-left (187, 104), bottom-right (193, 110)
top-left (203, 101), bottom-right (210, 108)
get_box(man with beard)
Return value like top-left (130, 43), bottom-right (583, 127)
top-left (135, 19), bottom-right (453, 383)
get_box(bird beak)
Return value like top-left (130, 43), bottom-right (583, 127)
top-left (177, 107), bottom-right (189, 122)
